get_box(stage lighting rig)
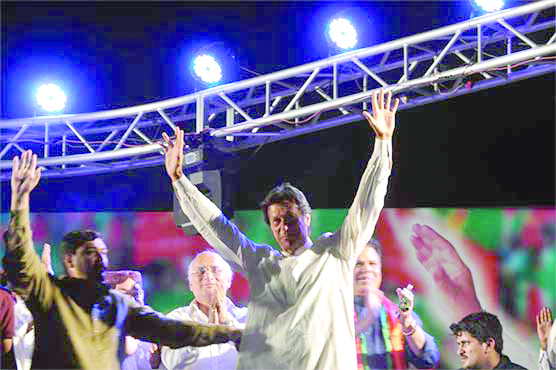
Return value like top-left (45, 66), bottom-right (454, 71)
top-left (36, 83), bottom-right (66, 113)
top-left (191, 42), bottom-right (239, 87)
top-left (193, 54), bottom-right (222, 84)
top-left (328, 18), bottom-right (358, 50)
top-left (473, 0), bottom-right (505, 13)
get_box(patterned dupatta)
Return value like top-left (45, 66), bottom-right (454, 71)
top-left (355, 295), bottom-right (407, 369)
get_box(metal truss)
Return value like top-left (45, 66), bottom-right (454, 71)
top-left (0, 0), bottom-right (554, 179)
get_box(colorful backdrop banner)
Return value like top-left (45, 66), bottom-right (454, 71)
top-left (1, 207), bottom-right (553, 368)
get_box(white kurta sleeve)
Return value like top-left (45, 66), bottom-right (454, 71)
top-left (337, 138), bottom-right (392, 262)
top-left (172, 175), bottom-right (276, 273)
top-left (539, 323), bottom-right (556, 370)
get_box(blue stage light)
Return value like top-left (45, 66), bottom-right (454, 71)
top-left (474, 0), bottom-right (504, 13)
top-left (36, 83), bottom-right (67, 113)
top-left (193, 54), bottom-right (223, 84)
top-left (328, 18), bottom-right (357, 50)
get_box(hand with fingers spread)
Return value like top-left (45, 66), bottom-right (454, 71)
top-left (537, 307), bottom-right (553, 351)
top-left (161, 127), bottom-right (185, 182)
top-left (362, 89), bottom-right (399, 140)
top-left (410, 224), bottom-right (482, 318)
top-left (10, 150), bottom-right (42, 211)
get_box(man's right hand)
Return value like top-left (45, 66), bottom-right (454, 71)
top-left (11, 150), bottom-right (41, 211)
top-left (362, 286), bottom-right (384, 311)
top-left (536, 307), bottom-right (553, 351)
top-left (161, 127), bottom-right (184, 182)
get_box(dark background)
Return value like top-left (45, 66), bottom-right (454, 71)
top-left (1, 1), bottom-right (554, 212)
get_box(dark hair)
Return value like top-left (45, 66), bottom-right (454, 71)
top-left (450, 311), bottom-right (503, 353)
top-left (366, 238), bottom-right (383, 259)
top-left (61, 230), bottom-right (101, 256)
top-left (260, 182), bottom-right (311, 225)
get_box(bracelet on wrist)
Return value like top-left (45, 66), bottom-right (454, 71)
top-left (402, 325), bottom-right (416, 336)
top-left (402, 319), bottom-right (417, 336)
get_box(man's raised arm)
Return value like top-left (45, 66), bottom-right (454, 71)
top-left (160, 128), bottom-right (270, 271)
top-left (126, 303), bottom-right (242, 349)
top-left (4, 150), bottom-right (53, 303)
top-left (338, 89), bottom-right (398, 261)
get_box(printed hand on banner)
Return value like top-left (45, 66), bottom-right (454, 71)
top-left (410, 224), bottom-right (482, 319)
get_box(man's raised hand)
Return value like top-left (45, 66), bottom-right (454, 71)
top-left (536, 307), bottom-right (553, 351)
top-left (362, 89), bottom-right (399, 140)
top-left (11, 150), bottom-right (41, 210)
top-left (161, 127), bottom-right (184, 182)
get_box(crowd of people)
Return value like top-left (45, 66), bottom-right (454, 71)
top-left (0, 90), bottom-right (553, 369)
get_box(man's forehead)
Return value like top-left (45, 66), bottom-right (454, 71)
top-left (268, 201), bottom-right (301, 215)
top-left (82, 238), bottom-right (109, 253)
top-left (193, 253), bottom-right (223, 267)
top-left (456, 331), bottom-right (475, 341)
top-left (357, 245), bottom-right (382, 264)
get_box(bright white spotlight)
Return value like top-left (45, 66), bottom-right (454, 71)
top-left (193, 54), bottom-right (223, 84)
top-left (474, 0), bottom-right (504, 13)
top-left (36, 83), bottom-right (67, 113)
top-left (328, 18), bottom-right (358, 50)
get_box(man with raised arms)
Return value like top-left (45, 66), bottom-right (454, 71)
top-left (162, 89), bottom-right (398, 369)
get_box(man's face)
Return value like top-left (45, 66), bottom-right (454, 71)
top-left (267, 201), bottom-right (311, 254)
top-left (354, 245), bottom-right (382, 296)
top-left (456, 331), bottom-right (490, 369)
top-left (69, 238), bottom-right (109, 282)
top-left (189, 253), bottom-right (230, 307)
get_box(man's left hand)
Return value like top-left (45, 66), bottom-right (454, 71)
top-left (362, 89), bottom-right (399, 140)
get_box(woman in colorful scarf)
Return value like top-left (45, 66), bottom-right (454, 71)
top-left (354, 239), bottom-right (439, 369)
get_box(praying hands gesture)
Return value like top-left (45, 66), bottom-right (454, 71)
top-left (362, 89), bottom-right (399, 140)
top-left (208, 282), bottom-right (231, 325)
top-left (11, 150), bottom-right (42, 211)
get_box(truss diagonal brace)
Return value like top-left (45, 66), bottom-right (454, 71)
top-left (0, 124), bottom-right (29, 159)
top-left (65, 121), bottom-right (96, 153)
top-left (218, 92), bottom-right (253, 121)
top-left (157, 109), bottom-right (177, 131)
top-left (424, 30), bottom-right (463, 77)
top-left (498, 19), bottom-right (538, 48)
top-left (115, 112), bottom-right (144, 150)
top-left (284, 68), bottom-right (321, 113)
top-left (352, 57), bottom-right (388, 87)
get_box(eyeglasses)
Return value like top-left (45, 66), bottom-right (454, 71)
top-left (191, 265), bottom-right (225, 277)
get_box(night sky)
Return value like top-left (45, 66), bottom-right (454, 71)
top-left (1, 1), bottom-right (554, 212)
